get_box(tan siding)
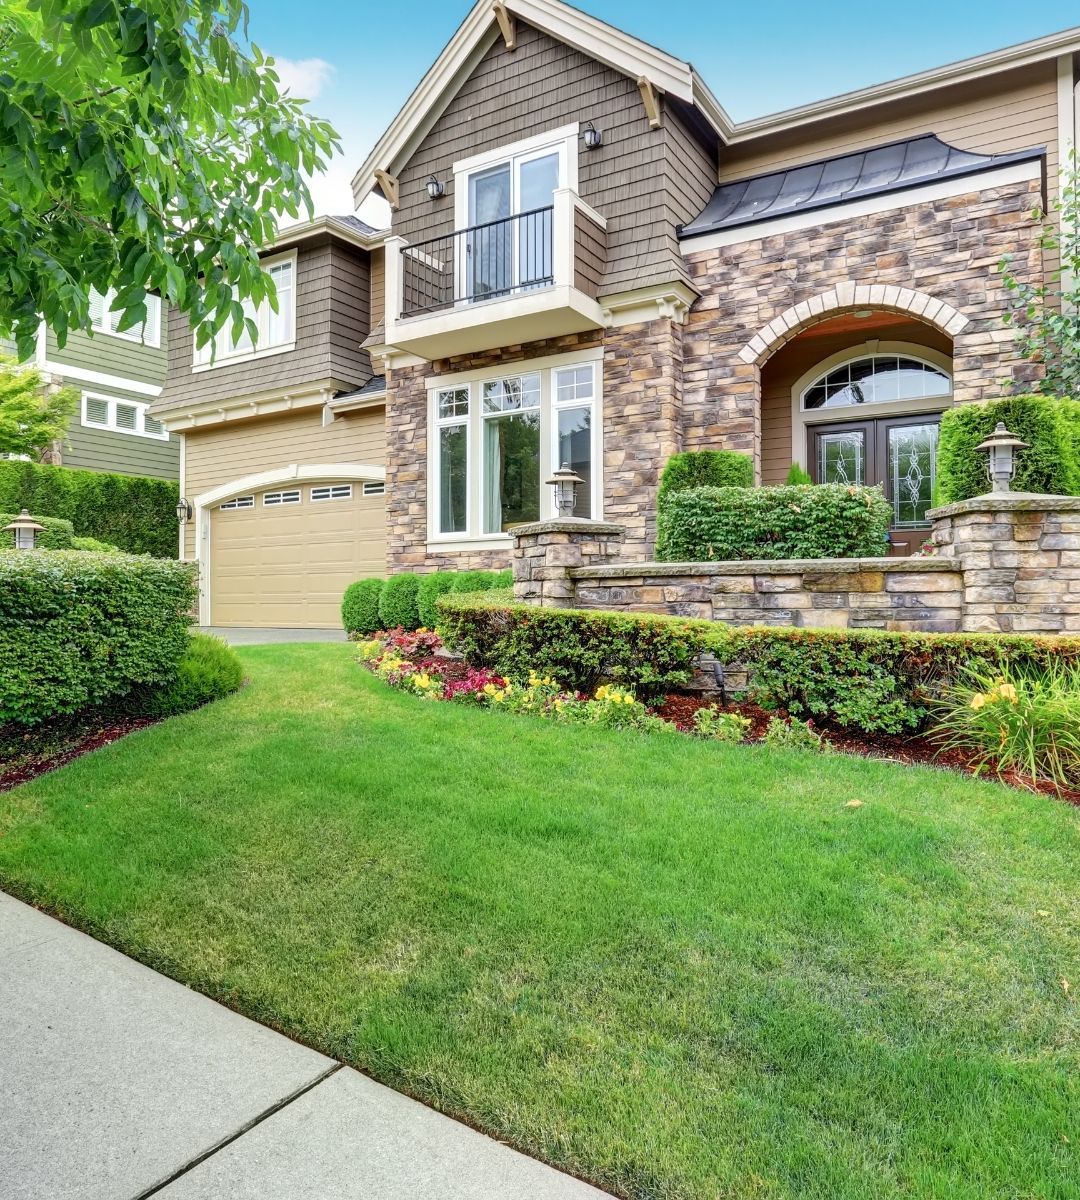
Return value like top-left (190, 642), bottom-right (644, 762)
top-left (759, 322), bottom-right (953, 484)
top-left (392, 20), bottom-right (717, 295)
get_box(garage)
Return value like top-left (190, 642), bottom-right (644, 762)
top-left (208, 479), bottom-right (385, 628)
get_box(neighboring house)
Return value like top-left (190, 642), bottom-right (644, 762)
top-left (153, 0), bottom-right (1080, 628)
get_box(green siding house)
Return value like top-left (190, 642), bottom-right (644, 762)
top-left (4, 292), bottom-right (179, 480)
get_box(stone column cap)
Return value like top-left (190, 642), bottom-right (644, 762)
top-left (512, 518), bottom-right (627, 538)
top-left (928, 493), bottom-right (1080, 519)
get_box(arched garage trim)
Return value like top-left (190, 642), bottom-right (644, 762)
top-left (192, 462), bottom-right (386, 626)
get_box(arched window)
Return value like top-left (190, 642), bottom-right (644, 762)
top-left (801, 354), bottom-right (951, 410)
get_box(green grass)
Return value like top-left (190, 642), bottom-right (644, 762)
top-left (1, 644), bottom-right (1078, 1199)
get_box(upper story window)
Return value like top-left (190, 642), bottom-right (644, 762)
top-left (801, 355), bottom-right (951, 410)
top-left (89, 288), bottom-right (161, 348)
top-left (193, 252), bottom-right (296, 370)
top-left (82, 392), bottom-right (169, 441)
top-left (430, 352), bottom-right (600, 543)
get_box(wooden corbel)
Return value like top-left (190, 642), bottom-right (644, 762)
top-left (374, 169), bottom-right (400, 211)
top-left (493, 1), bottom-right (517, 50)
top-left (637, 76), bottom-right (661, 130)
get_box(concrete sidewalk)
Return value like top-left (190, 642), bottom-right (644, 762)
top-left (199, 626), bottom-right (348, 645)
top-left (0, 893), bottom-right (607, 1200)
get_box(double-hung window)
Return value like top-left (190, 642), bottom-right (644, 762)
top-left (89, 288), bottom-right (161, 347)
top-left (429, 354), bottom-right (600, 543)
top-left (193, 252), bottom-right (296, 369)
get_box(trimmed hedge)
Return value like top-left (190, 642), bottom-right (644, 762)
top-left (128, 633), bottom-right (244, 718)
top-left (656, 483), bottom-right (892, 562)
top-left (437, 592), bottom-right (1080, 731)
top-left (0, 459), bottom-right (179, 557)
top-left (0, 513), bottom-right (74, 549)
top-left (342, 578), bottom-right (385, 638)
top-left (657, 450), bottom-right (753, 505)
top-left (71, 535), bottom-right (122, 553)
top-left (417, 572), bottom-right (457, 628)
top-left (379, 573), bottom-right (422, 631)
top-left (0, 549), bottom-right (198, 726)
top-left (936, 395), bottom-right (1080, 503)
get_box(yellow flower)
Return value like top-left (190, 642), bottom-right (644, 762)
top-left (555, 699), bottom-right (565, 711)
top-left (970, 693), bottom-right (987, 710)
top-left (493, 690), bottom-right (506, 703)
top-left (414, 673), bottom-right (431, 690)
top-left (998, 682), bottom-right (1018, 702)
top-left (483, 682), bottom-right (498, 696)
top-left (623, 694), bottom-right (636, 705)
top-left (595, 685), bottom-right (609, 700)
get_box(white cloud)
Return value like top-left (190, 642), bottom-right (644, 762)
top-left (272, 56), bottom-right (335, 101)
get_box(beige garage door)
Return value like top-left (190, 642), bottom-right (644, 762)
top-left (209, 481), bottom-right (385, 628)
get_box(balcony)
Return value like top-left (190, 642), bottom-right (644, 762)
top-left (383, 188), bottom-right (607, 361)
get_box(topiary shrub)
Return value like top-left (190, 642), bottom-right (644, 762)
top-left (0, 549), bottom-right (197, 725)
top-left (379, 573), bottom-right (422, 631)
top-left (936, 395), bottom-right (1080, 503)
top-left (417, 572), bottom-right (457, 627)
top-left (0, 512), bottom-right (73, 549)
top-left (657, 450), bottom-right (753, 505)
top-left (129, 633), bottom-right (244, 717)
top-left (342, 578), bottom-right (385, 637)
top-left (655, 484), bottom-right (892, 562)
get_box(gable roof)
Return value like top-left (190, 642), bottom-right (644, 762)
top-left (680, 135), bottom-right (1046, 238)
top-left (350, 0), bottom-right (732, 205)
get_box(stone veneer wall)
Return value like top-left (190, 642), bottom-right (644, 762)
top-left (679, 177), bottom-right (1044, 467)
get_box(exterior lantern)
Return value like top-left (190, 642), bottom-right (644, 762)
top-left (975, 422), bottom-right (1029, 494)
top-left (582, 121), bottom-right (603, 150)
top-left (426, 174), bottom-right (445, 199)
top-left (546, 463), bottom-right (585, 518)
top-left (176, 497), bottom-right (193, 524)
top-left (3, 509), bottom-right (45, 550)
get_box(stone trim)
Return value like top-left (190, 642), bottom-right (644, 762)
top-left (569, 557), bottom-right (959, 579)
top-left (928, 493), bottom-right (1080, 519)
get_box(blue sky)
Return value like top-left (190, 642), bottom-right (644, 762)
top-left (247, 0), bottom-right (1080, 223)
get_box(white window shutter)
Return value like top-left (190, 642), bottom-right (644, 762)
top-left (88, 289), bottom-right (106, 329)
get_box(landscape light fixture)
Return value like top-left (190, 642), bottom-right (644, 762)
top-left (975, 422), bottom-right (1029, 494)
top-left (547, 463), bottom-right (585, 517)
top-left (2, 508), bottom-right (44, 550)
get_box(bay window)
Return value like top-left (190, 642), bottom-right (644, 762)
top-left (429, 354), bottom-right (601, 544)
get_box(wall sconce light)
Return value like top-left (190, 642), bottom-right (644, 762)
top-left (3, 508), bottom-right (44, 550)
top-left (975, 422), bottom-right (1029, 494)
top-left (547, 463), bottom-right (585, 518)
top-left (176, 497), bottom-right (193, 524)
top-left (426, 174), bottom-right (445, 199)
top-left (582, 121), bottom-right (602, 150)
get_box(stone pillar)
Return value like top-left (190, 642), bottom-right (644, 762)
top-left (513, 519), bottom-right (626, 608)
top-left (928, 494), bottom-right (1080, 634)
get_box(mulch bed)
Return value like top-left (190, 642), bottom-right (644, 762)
top-left (0, 716), bottom-right (160, 792)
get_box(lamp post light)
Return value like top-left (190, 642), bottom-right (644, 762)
top-left (3, 509), bottom-right (45, 550)
top-left (176, 497), bottom-right (193, 524)
top-left (975, 422), bottom-right (1029, 494)
top-left (546, 463), bottom-right (585, 518)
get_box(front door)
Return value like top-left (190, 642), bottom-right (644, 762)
top-left (809, 415), bottom-right (940, 555)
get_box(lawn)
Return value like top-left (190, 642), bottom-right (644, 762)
top-left (1, 643), bottom-right (1078, 1199)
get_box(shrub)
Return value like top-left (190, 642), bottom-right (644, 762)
top-left (692, 707), bottom-right (751, 742)
top-left (129, 634), bottom-right (244, 718)
top-left (931, 661), bottom-right (1080, 789)
top-left (0, 549), bottom-right (197, 725)
top-left (655, 483), bottom-right (892, 562)
top-left (342, 578), bottom-right (385, 638)
top-left (0, 512), bottom-right (73, 549)
top-left (658, 450), bottom-right (753, 505)
top-left (417, 572), bottom-right (457, 627)
top-left (785, 463), bottom-right (813, 486)
top-left (0, 459), bottom-right (179, 557)
top-left (379, 573), bottom-right (422, 631)
top-left (71, 535), bottom-right (121, 553)
top-left (450, 568), bottom-right (513, 593)
top-left (936, 395), bottom-right (1080, 503)
top-left (762, 716), bottom-right (831, 753)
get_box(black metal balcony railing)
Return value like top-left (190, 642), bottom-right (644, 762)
top-left (400, 206), bottom-right (554, 319)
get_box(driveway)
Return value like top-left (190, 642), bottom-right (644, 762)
top-left (0, 893), bottom-right (607, 1200)
top-left (199, 626), bottom-right (348, 645)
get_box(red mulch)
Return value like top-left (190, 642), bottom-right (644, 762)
top-left (652, 692), bottom-right (1080, 805)
top-left (0, 717), bottom-right (160, 792)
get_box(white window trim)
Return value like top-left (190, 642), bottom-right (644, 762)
top-left (192, 250), bottom-right (297, 372)
top-left (90, 288), bottom-right (162, 348)
top-left (426, 350), bottom-right (603, 549)
top-left (790, 341), bottom-right (953, 472)
top-left (81, 391), bottom-right (170, 441)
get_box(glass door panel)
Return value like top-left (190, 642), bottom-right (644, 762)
top-left (518, 153), bottom-right (558, 289)
top-left (468, 164), bottom-right (511, 300)
top-left (886, 420), bottom-right (939, 529)
top-left (816, 428), bottom-right (866, 486)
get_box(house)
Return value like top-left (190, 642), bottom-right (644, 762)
top-left (154, 0), bottom-right (1080, 628)
top-left (3, 292), bottom-right (179, 480)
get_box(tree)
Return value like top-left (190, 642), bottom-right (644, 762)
top-left (998, 155), bottom-right (1080, 398)
top-left (0, 0), bottom-right (339, 363)
top-left (0, 358), bottom-right (78, 460)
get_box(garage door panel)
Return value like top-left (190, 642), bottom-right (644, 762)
top-left (211, 487), bottom-right (385, 628)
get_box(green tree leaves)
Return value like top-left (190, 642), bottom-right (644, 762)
top-left (0, 1), bottom-right (339, 362)
top-left (0, 356), bottom-right (78, 459)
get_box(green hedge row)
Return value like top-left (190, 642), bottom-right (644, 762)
top-left (0, 460), bottom-right (179, 557)
top-left (937, 395), bottom-right (1080, 503)
top-left (437, 592), bottom-right (1080, 733)
top-left (656, 483), bottom-right (892, 562)
top-left (657, 450), bottom-right (753, 505)
top-left (341, 569), bottom-right (514, 637)
top-left (0, 512), bottom-right (74, 549)
top-left (0, 549), bottom-right (198, 725)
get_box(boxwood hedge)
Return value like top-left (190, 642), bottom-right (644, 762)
top-left (656, 483), bottom-right (892, 562)
top-left (342, 578), bottom-right (385, 637)
top-left (0, 549), bottom-right (198, 726)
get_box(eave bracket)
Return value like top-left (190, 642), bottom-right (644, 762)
top-left (637, 76), bottom-right (662, 129)
top-left (493, 2), bottom-right (517, 50)
top-left (374, 169), bottom-right (400, 210)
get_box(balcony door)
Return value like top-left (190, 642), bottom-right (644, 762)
top-left (465, 147), bottom-right (560, 301)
